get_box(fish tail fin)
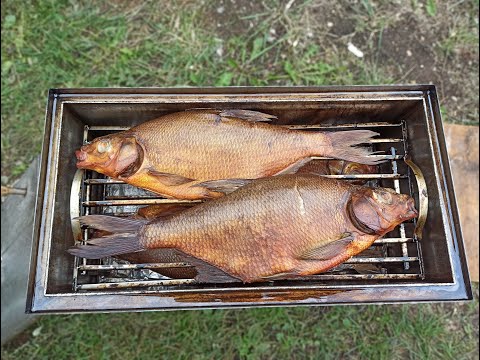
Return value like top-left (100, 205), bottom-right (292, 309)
top-left (68, 215), bottom-right (146, 259)
top-left (319, 130), bottom-right (384, 165)
top-left (76, 215), bottom-right (147, 233)
top-left (68, 234), bottom-right (144, 259)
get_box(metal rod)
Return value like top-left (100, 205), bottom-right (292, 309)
top-left (295, 273), bottom-right (420, 280)
top-left (83, 199), bottom-right (202, 207)
top-left (85, 179), bottom-right (126, 185)
top-left (367, 138), bottom-right (402, 144)
top-left (104, 196), bottom-right (166, 200)
top-left (78, 263), bottom-right (192, 271)
top-left (83, 125), bottom-right (90, 143)
top-left (285, 122), bottom-right (402, 129)
top-left (88, 126), bottom-right (130, 131)
top-left (344, 257), bottom-right (418, 263)
top-left (85, 173), bottom-right (407, 188)
top-left (321, 174), bottom-right (406, 179)
top-left (391, 147), bottom-right (410, 270)
top-left (77, 279), bottom-right (196, 290)
top-left (311, 154), bottom-right (403, 161)
top-left (373, 237), bottom-right (413, 244)
top-left (82, 135), bottom-right (90, 272)
top-left (71, 170), bottom-right (85, 291)
top-left (88, 123), bottom-right (403, 132)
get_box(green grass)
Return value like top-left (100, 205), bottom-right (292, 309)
top-left (2, 296), bottom-right (479, 360)
top-left (2, 1), bottom-right (478, 179)
top-left (1, 0), bottom-right (394, 179)
top-left (1, 0), bottom-right (479, 358)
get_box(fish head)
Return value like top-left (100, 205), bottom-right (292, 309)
top-left (75, 133), bottom-right (143, 178)
top-left (350, 187), bottom-right (418, 235)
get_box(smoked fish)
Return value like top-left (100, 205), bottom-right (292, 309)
top-left (75, 109), bottom-right (381, 200)
top-left (69, 175), bottom-right (417, 283)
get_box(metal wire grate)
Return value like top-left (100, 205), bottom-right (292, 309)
top-left (71, 120), bottom-right (425, 291)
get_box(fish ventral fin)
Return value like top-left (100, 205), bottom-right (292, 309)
top-left (185, 108), bottom-right (276, 122)
top-left (147, 169), bottom-right (195, 186)
top-left (195, 178), bottom-right (253, 194)
top-left (324, 130), bottom-right (385, 165)
top-left (298, 234), bottom-right (354, 261)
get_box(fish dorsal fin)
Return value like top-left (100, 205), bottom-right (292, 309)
top-left (298, 234), bottom-right (354, 261)
top-left (147, 169), bottom-right (195, 186)
top-left (194, 178), bottom-right (252, 194)
top-left (185, 108), bottom-right (276, 122)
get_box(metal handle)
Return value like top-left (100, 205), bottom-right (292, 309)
top-left (1, 185), bottom-right (27, 197)
top-left (70, 169), bottom-right (84, 242)
top-left (404, 156), bottom-right (428, 240)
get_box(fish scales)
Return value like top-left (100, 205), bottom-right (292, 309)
top-left (134, 112), bottom-right (310, 179)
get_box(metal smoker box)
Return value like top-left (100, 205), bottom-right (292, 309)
top-left (27, 86), bottom-right (472, 313)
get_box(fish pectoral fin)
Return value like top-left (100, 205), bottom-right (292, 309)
top-left (194, 178), bottom-right (252, 194)
top-left (147, 169), bottom-right (196, 186)
top-left (185, 108), bottom-right (276, 122)
top-left (273, 158), bottom-right (314, 176)
top-left (298, 234), bottom-right (354, 261)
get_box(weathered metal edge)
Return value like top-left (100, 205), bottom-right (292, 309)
top-left (25, 90), bottom-right (56, 313)
top-left (50, 84), bottom-right (435, 95)
top-left (423, 87), bottom-right (472, 299)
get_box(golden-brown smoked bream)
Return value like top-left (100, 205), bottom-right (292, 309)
top-left (69, 175), bottom-right (417, 283)
top-left (75, 109), bottom-right (381, 199)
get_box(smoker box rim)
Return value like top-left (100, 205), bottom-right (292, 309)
top-left (26, 85), bottom-right (472, 314)
top-left (49, 84), bottom-right (437, 94)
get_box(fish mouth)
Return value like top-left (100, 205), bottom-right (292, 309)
top-left (406, 198), bottom-right (418, 218)
top-left (75, 150), bottom-right (90, 168)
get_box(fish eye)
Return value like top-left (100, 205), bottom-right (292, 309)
top-left (96, 140), bottom-right (111, 154)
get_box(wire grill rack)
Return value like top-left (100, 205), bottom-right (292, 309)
top-left (71, 120), bottom-right (425, 292)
